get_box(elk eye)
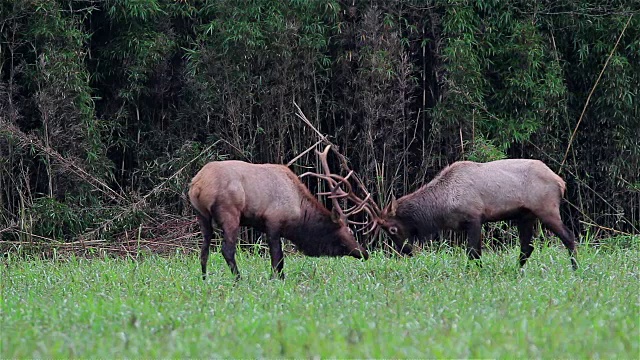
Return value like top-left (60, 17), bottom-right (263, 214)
top-left (389, 226), bottom-right (398, 235)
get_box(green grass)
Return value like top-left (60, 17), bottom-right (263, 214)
top-left (2, 240), bottom-right (639, 358)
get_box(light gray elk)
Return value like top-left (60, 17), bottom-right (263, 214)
top-left (355, 159), bottom-right (578, 269)
top-left (188, 154), bottom-right (369, 280)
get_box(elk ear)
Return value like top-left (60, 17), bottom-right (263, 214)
top-left (330, 208), bottom-right (341, 223)
top-left (389, 196), bottom-right (398, 216)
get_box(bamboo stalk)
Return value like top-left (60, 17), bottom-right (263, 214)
top-left (560, 14), bottom-right (634, 170)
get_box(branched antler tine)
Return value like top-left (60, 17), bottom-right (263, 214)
top-left (341, 203), bottom-right (363, 215)
top-left (300, 172), bottom-right (348, 195)
top-left (360, 204), bottom-right (378, 223)
top-left (345, 201), bottom-right (378, 232)
top-left (320, 146), bottom-right (384, 236)
top-left (343, 203), bottom-right (361, 213)
top-left (329, 181), bottom-right (354, 200)
top-left (347, 219), bottom-right (369, 226)
top-left (316, 145), bottom-right (349, 221)
top-left (358, 205), bottom-right (380, 235)
top-left (343, 192), bottom-right (372, 215)
top-left (328, 192), bottom-right (349, 199)
top-left (340, 175), bottom-right (380, 222)
top-left (351, 198), bottom-right (380, 235)
top-left (351, 173), bottom-right (382, 214)
top-left (323, 170), bottom-right (353, 193)
top-left (343, 198), bottom-right (368, 216)
top-left (300, 172), bottom-right (351, 203)
top-left (302, 163), bottom-right (353, 210)
top-left (341, 170), bottom-right (354, 181)
top-left (359, 222), bottom-right (377, 234)
top-left (355, 215), bottom-right (379, 234)
top-left (363, 222), bottom-right (380, 236)
top-left (327, 146), bottom-right (382, 216)
top-left (330, 174), bottom-right (365, 214)
top-left (299, 172), bottom-right (339, 186)
top-left (312, 144), bottom-right (382, 233)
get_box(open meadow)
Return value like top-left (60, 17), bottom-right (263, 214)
top-left (2, 239), bottom-right (639, 358)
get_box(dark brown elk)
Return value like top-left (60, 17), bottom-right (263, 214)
top-left (188, 153), bottom-right (369, 280)
top-left (355, 159), bottom-right (578, 269)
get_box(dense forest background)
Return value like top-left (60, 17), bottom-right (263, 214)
top-left (1, 0), bottom-right (638, 252)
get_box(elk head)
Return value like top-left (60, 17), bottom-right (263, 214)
top-left (301, 145), bottom-right (413, 256)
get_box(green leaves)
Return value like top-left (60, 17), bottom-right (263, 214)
top-left (106, 0), bottom-right (166, 21)
top-left (438, 2), bottom-right (568, 152)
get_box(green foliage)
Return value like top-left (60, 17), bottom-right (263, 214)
top-left (136, 140), bottom-right (226, 206)
top-left (3, 244), bottom-right (638, 357)
top-left (22, 0), bottom-right (106, 171)
top-left (466, 135), bottom-right (506, 162)
top-left (107, 0), bottom-right (165, 21)
top-left (596, 234), bottom-right (639, 250)
top-left (0, 0), bottom-right (111, 241)
top-left (102, 0), bottom-right (177, 101)
top-left (437, 1), bottom-right (569, 152)
top-left (25, 197), bottom-right (84, 240)
top-left (1, 0), bottom-right (638, 244)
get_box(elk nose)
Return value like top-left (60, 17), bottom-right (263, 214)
top-left (355, 248), bottom-right (369, 260)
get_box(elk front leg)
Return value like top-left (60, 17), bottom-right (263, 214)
top-left (517, 218), bottom-right (536, 268)
top-left (466, 220), bottom-right (483, 267)
top-left (267, 229), bottom-right (284, 279)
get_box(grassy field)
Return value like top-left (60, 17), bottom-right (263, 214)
top-left (2, 239), bottom-right (639, 358)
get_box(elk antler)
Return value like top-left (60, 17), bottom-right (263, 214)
top-left (300, 145), bottom-right (351, 224)
top-left (301, 145), bottom-right (381, 234)
top-left (292, 103), bottom-right (382, 235)
top-left (330, 148), bottom-right (383, 236)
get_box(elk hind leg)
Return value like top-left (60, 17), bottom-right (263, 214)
top-left (218, 213), bottom-right (241, 279)
top-left (538, 210), bottom-right (578, 270)
top-left (197, 213), bottom-right (214, 280)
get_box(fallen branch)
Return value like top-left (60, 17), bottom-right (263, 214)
top-left (0, 119), bottom-right (125, 202)
top-left (578, 221), bottom-right (635, 236)
top-left (80, 141), bottom-right (221, 239)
